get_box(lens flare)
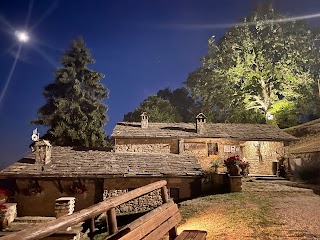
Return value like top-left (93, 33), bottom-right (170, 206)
top-left (0, 44), bottom-right (22, 106)
top-left (163, 12), bottom-right (320, 30)
top-left (15, 31), bottom-right (30, 42)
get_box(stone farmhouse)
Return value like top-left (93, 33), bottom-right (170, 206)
top-left (111, 113), bottom-right (299, 175)
top-left (0, 140), bottom-right (202, 218)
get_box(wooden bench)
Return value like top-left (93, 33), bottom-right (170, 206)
top-left (107, 200), bottom-right (207, 240)
top-left (1, 180), bottom-right (206, 240)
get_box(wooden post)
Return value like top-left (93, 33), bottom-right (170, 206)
top-left (169, 226), bottom-right (178, 240)
top-left (107, 208), bottom-right (118, 234)
top-left (89, 217), bottom-right (95, 240)
top-left (161, 186), bottom-right (169, 203)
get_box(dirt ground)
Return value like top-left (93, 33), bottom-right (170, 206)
top-left (177, 179), bottom-right (320, 239)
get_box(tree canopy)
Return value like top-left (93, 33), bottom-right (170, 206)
top-left (123, 95), bottom-right (182, 122)
top-left (32, 37), bottom-right (109, 147)
top-left (157, 87), bottom-right (198, 122)
top-left (185, 4), bottom-right (320, 127)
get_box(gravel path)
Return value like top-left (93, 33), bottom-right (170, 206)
top-left (244, 179), bottom-right (320, 239)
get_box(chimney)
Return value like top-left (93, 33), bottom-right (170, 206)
top-left (141, 112), bottom-right (149, 129)
top-left (196, 113), bottom-right (207, 134)
top-left (34, 140), bottom-right (52, 164)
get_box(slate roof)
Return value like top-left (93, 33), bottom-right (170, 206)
top-left (111, 122), bottom-right (299, 141)
top-left (0, 147), bottom-right (203, 178)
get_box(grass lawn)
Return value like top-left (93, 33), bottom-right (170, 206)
top-left (177, 191), bottom-right (304, 240)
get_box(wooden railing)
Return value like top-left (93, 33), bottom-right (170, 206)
top-left (2, 180), bottom-right (169, 240)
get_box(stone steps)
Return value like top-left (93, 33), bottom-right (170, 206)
top-left (248, 174), bottom-right (287, 181)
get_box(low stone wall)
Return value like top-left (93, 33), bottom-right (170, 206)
top-left (115, 144), bottom-right (170, 153)
top-left (201, 173), bottom-right (229, 194)
top-left (289, 151), bottom-right (320, 182)
top-left (103, 189), bottom-right (163, 215)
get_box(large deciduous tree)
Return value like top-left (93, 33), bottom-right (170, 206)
top-left (32, 37), bottom-right (109, 147)
top-left (186, 4), bottom-right (320, 127)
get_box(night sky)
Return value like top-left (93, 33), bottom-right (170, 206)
top-left (0, 0), bottom-right (319, 168)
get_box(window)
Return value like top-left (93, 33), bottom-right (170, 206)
top-left (208, 143), bottom-right (218, 156)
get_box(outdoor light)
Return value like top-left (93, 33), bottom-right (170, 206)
top-left (15, 30), bottom-right (30, 43)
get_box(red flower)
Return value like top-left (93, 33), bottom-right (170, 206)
top-left (0, 205), bottom-right (7, 210)
top-left (0, 189), bottom-right (8, 195)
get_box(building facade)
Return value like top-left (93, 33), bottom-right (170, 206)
top-left (111, 113), bottom-right (298, 175)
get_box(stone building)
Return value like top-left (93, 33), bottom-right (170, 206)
top-left (111, 113), bottom-right (298, 175)
top-left (0, 141), bottom-right (202, 217)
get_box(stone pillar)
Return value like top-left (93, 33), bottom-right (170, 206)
top-left (229, 175), bottom-right (242, 192)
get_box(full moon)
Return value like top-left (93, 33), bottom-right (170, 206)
top-left (15, 30), bottom-right (30, 42)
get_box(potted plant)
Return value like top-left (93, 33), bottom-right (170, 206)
top-left (224, 155), bottom-right (248, 192)
top-left (239, 158), bottom-right (250, 177)
top-left (224, 155), bottom-right (242, 176)
top-left (210, 160), bottom-right (220, 173)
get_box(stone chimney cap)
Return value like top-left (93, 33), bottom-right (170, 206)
top-left (196, 113), bottom-right (206, 119)
top-left (35, 139), bottom-right (51, 146)
top-left (140, 112), bottom-right (148, 117)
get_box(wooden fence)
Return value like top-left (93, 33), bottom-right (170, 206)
top-left (2, 180), bottom-right (169, 240)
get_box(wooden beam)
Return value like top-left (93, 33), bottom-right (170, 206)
top-left (119, 204), bottom-right (180, 240)
top-left (161, 186), bottom-right (169, 203)
top-left (1, 180), bottom-right (167, 240)
top-left (106, 200), bottom-right (174, 240)
top-left (174, 230), bottom-right (207, 240)
top-left (142, 212), bottom-right (182, 240)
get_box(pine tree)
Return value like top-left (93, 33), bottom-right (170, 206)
top-left (32, 37), bottom-right (109, 147)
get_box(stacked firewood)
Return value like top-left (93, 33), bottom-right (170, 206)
top-left (55, 197), bottom-right (76, 218)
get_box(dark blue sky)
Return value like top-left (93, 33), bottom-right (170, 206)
top-left (1, 0), bottom-right (319, 168)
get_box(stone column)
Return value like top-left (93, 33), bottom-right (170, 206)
top-left (228, 175), bottom-right (242, 192)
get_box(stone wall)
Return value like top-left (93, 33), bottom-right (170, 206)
top-left (182, 138), bottom-right (242, 171)
top-left (12, 179), bottom-right (97, 217)
top-left (182, 139), bottom-right (285, 174)
top-left (243, 141), bottom-right (284, 175)
top-left (115, 144), bottom-right (170, 153)
top-left (115, 138), bottom-right (179, 154)
top-left (4, 176), bottom-right (201, 217)
top-left (289, 151), bottom-right (320, 182)
top-left (103, 189), bottom-right (163, 215)
top-left (103, 177), bottom-right (201, 200)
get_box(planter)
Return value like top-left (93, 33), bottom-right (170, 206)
top-left (228, 165), bottom-right (240, 176)
top-left (240, 166), bottom-right (249, 177)
top-left (228, 175), bottom-right (242, 192)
